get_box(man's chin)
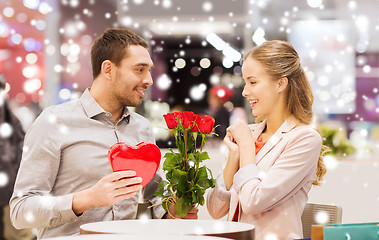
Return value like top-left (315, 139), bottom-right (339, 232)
top-left (124, 100), bottom-right (143, 107)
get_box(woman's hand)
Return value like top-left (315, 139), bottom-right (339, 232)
top-left (223, 132), bottom-right (240, 190)
top-left (223, 132), bottom-right (239, 154)
top-left (226, 121), bottom-right (253, 147)
top-left (227, 121), bottom-right (256, 167)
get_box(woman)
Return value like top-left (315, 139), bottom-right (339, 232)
top-left (207, 40), bottom-right (326, 240)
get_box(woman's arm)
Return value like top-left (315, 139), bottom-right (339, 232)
top-left (234, 128), bottom-right (322, 215)
top-left (206, 172), bottom-right (232, 219)
top-left (223, 132), bottom-right (240, 190)
top-left (206, 132), bottom-right (238, 219)
top-left (226, 121), bottom-right (256, 169)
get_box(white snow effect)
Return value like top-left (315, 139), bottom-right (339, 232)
top-left (0, 172), bottom-right (9, 187)
top-left (315, 211), bottom-right (329, 224)
top-left (0, 123), bottom-right (13, 138)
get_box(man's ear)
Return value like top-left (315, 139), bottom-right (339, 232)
top-left (277, 77), bottom-right (288, 93)
top-left (101, 60), bottom-right (113, 80)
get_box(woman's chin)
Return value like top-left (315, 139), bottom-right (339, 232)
top-left (252, 109), bottom-right (259, 117)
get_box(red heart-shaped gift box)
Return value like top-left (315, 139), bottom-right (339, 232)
top-left (108, 142), bottom-right (161, 187)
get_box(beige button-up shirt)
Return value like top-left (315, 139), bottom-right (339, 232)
top-left (10, 89), bottom-right (165, 239)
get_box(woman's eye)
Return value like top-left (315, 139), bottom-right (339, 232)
top-left (250, 81), bottom-right (256, 85)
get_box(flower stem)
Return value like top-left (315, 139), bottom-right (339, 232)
top-left (184, 130), bottom-right (188, 182)
top-left (201, 134), bottom-right (205, 152)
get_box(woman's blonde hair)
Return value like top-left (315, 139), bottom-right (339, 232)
top-left (245, 40), bottom-right (326, 185)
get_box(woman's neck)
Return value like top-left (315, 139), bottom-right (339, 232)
top-left (264, 111), bottom-right (291, 136)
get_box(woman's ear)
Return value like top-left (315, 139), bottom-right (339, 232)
top-left (277, 77), bottom-right (288, 93)
top-left (101, 60), bottom-right (113, 80)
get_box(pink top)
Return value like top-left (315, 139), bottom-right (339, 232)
top-left (207, 117), bottom-right (322, 240)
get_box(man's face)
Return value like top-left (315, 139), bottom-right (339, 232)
top-left (111, 45), bottom-right (154, 107)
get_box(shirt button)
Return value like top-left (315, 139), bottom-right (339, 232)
top-left (113, 206), bottom-right (117, 211)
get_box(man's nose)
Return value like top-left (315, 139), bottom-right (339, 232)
top-left (143, 72), bottom-right (153, 86)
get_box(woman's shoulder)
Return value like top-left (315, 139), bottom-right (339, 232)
top-left (293, 124), bottom-right (319, 134)
top-left (288, 124), bottom-right (322, 144)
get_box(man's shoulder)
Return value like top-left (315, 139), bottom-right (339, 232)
top-left (45, 99), bottom-right (80, 113)
top-left (129, 110), bottom-right (151, 124)
top-left (35, 99), bottom-right (81, 123)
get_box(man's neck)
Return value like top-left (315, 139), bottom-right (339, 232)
top-left (89, 82), bottom-right (123, 123)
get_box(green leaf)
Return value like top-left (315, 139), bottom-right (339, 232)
top-left (172, 169), bottom-right (186, 184)
top-left (187, 133), bottom-right (195, 153)
top-left (177, 141), bottom-right (185, 153)
top-left (192, 191), bottom-right (198, 203)
top-left (184, 194), bottom-right (192, 204)
top-left (198, 179), bottom-right (212, 189)
top-left (199, 152), bottom-right (210, 161)
top-left (197, 166), bottom-right (208, 180)
top-left (163, 152), bottom-right (175, 159)
top-left (163, 153), bottom-right (178, 171)
top-left (165, 171), bottom-right (173, 182)
top-left (175, 197), bottom-right (192, 218)
top-left (188, 167), bottom-right (195, 182)
top-left (177, 174), bottom-right (187, 194)
top-left (197, 194), bottom-right (205, 206)
top-left (154, 180), bottom-right (168, 197)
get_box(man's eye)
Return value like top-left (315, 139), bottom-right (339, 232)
top-left (136, 68), bottom-right (144, 73)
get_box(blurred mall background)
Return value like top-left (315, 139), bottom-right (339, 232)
top-left (1, 0), bottom-right (379, 228)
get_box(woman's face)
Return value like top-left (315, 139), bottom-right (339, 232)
top-left (241, 57), bottom-right (281, 117)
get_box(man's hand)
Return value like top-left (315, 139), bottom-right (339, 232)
top-left (166, 203), bottom-right (198, 219)
top-left (72, 171), bottom-right (142, 215)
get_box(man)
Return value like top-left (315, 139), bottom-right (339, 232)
top-left (10, 28), bottom-right (196, 239)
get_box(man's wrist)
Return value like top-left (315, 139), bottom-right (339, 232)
top-left (72, 188), bottom-right (93, 216)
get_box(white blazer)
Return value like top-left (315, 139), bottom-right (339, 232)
top-left (207, 117), bottom-right (322, 240)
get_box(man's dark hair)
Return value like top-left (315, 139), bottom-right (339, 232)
top-left (90, 28), bottom-right (148, 79)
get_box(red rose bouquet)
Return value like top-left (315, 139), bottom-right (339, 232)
top-left (155, 111), bottom-right (216, 218)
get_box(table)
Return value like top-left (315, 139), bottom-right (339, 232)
top-left (80, 219), bottom-right (255, 240)
top-left (45, 234), bottom-right (229, 240)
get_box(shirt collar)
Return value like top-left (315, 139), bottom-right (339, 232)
top-left (79, 88), bottom-right (130, 122)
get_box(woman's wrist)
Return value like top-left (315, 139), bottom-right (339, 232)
top-left (239, 146), bottom-right (256, 167)
top-left (238, 141), bottom-right (253, 149)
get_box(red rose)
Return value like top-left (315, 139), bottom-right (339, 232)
top-left (198, 115), bottom-right (215, 134)
top-left (182, 111), bottom-right (195, 129)
top-left (163, 112), bottom-right (179, 129)
top-left (191, 114), bottom-right (201, 132)
top-left (173, 112), bottom-right (183, 124)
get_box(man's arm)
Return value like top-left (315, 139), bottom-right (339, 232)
top-left (10, 110), bottom-right (77, 229)
top-left (72, 171), bottom-right (142, 215)
top-left (10, 110), bottom-right (144, 229)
